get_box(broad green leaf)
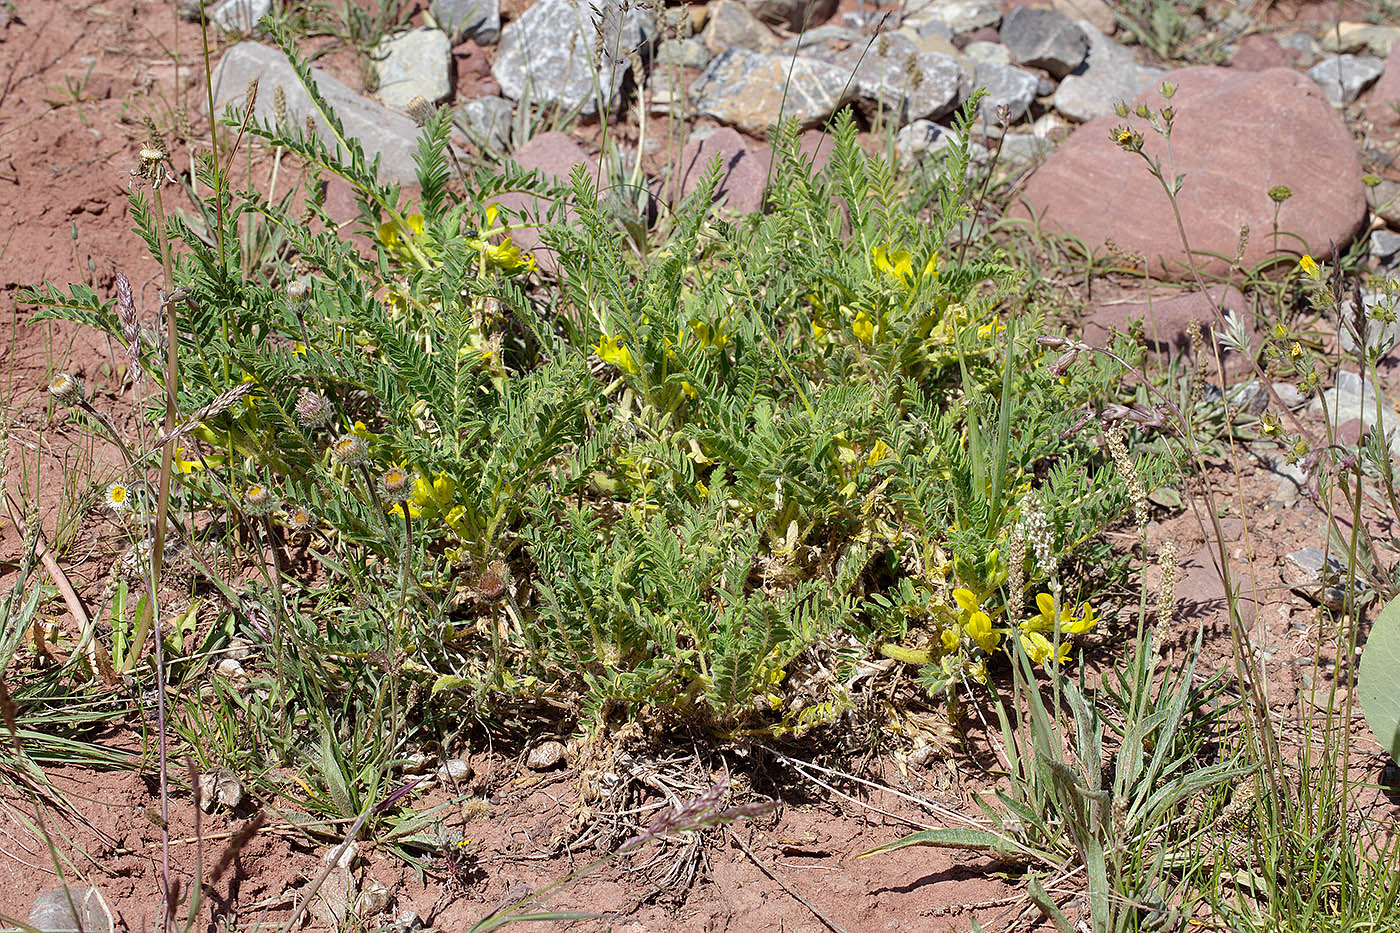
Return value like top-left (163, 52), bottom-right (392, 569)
top-left (432, 674), bottom-right (474, 694)
top-left (1360, 593), bottom-right (1400, 761)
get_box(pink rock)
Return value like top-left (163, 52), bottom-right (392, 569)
top-left (1017, 66), bottom-right (1366, 279)
top-left (673, 128), bottom-right (835, 215)
top-left (1230, 34), bottom-right (1291, 71)
top-left (677, 128), bottom-right (773, 214)
top-left (1362, 44), bottom-right (1400, 128)
top-left (1084, 285), bottom-right (1248, 352)
top-left (494, 131), bottom-right (599, 274)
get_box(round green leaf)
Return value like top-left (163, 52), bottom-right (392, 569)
top-left (1359, 594), bottom-right (1400, 762)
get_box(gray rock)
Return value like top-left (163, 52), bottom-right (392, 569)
top-left (996, 131), bottom-right (1054, 167)
top-left (646, 70), bottom-right (687, 117)
top-left (1372, 229), bottom-right (1400, 261)
top-left (692, 49), bottom-right (849, 134)
top-left (818, 32), bottom-right (966, 124)
top-left (971, 61), bottom-right (1039, 123)
top-left (374, 27), bottom-right (453, 111)
top-left (492, 0), bottom-right (656, 118)
top-left (1308, 54), bottom-right (1385, 106)
top-left (28, 887), bottom-right (107, 932)
top-left (1320, 23), bottom-right (1400, 58)
top-left (1312, 370), bottom-right (1400, 452)
top-left (743, 0), bottom-right (837, 31)
top-left (1269, 458), bottom-right (1309, 506)
top-left (656, 37), bottom-right (710, 68)
top-left (896, 119), bottom-right (990, 169)
top-left (703, 0), bottom-right (777, 53)
top-left (211, 43), bottom-right (433, 185)
top-left (1053, 20), bottom-right (1165, 121)
top-left (776, 24), bottom-right (858, 54)
top-left (1368, 179), bottom-right (1400, 227)
top-left (1000, 6), bottom-right (1088, 79)
top-left (211, 0), bottom-right (271, 34)
top-left (904, 0), bottom-right (1001, 35)
top-left (1282, 548), bottom-right (1349, 608)
top-left (1277, 30), bottom-right (1323, 67)
top-left (964, 41), bottom-right (1010, 65)
top-left (432, 0), bottom-right (501, 44)
top-left (1339, 287), bottom-right (1400, 355)
top-left (457, 95), bottom-right (514, 151)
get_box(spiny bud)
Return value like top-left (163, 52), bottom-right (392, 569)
top-left (330, 433), bottom-right (369, 467)
top-left (285, 277), bottom-right (310, 301)
top-left (476, 559), bottom-right (512, 602)
top-left (243, 482), bottom-right (276, 516)
top-left (294, 389), bottom-right (332, 429)
top-left (48, 372), bottom-right (84, 406)
top-left (379, 464), bottom-right (412, 503)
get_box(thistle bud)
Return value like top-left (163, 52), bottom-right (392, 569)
top-left (48, 372), bottom-right (84, 406)
top-left (294, 389), bottom-right (332, 429)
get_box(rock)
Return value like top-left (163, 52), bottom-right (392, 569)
top-left (1369, 179), bottom-right (1400, 226)
top-left (197, 769), bottom-right (244, 811)
top-left (1311, 370), bottom-right (1400, 454)
top-left (527, 739), bottom-right (566, 770)
top-left (646, 71), bottom-right (687, 117)
top-left (971, 61), bottom-right (1039, 123)
top-left (1277, 31), bottom-right (1323, 67)
top-left (1362, 43), bottom-right (1400, 128)
top-left (905, 0), bottom-right (1001, 36)
top-left (494, 131), bottom-right (599, 274)
top-left (374, 27), bottom-right (452, 111)
top-left (964, 40), bottom-right (1010, 65)
top-left (692, 49), bottom-right (849, 134)
top-left (1031, 110), bottom-right (1074, 142)
top-left (457, 95), bottom-right (514, 151)
top-left (1024, 66), bottom-right (1366, 279)
top-left (896, 119), bottom-right (990, 169)
top-left (433, 0), bottom-right (501, 44)
top-left (492, 0), bottom-right (655, 118)
top-left (28, 888), bottom-right (107, 933)
top-left (1373, 230), bottom-right (1400, 262)
top-left (214, 656), bottom-right (250, 688)
top-left (1051, 0), bottom-right (1116, 36)
top-left (776, 24), bottom-right (859, 54)
top-left (1084, 285), bottom-right (1250, 357)
top-left (1000, 7), bottom-right (1088, 79)
top-left (743, 0), bottom-right (836, 30)
top-left (357, 880), bottom-right (392, 917)
top-left (1053, 20), bottom-right (1165, 122)
top-left (997, 131), bottom-right (1054, 167)
top-left (437, 758), bottom-right (473, 782)
top-left (1308, 54), bottom-right (1385, 106)
top-left (1174, 545), bottom-right (1257, 628)
top-left (818, 32), bottom-right (966, 124)
top-left (1231, 33), bottom-right (1292, 71)
top-left (211, 0), bottom-right (270, 34)
top-left (702, 0), bottom-right (777, 54)
top-left (211, 43), bottom-right (436, 185)
top-left (1320, 22), bottom-right (1400, 58)
top-left (1268, 458), bottom-right (1309, 507)
top-left (656, 37), bottom-right (710, 68)
top-left (675, 127), bottom-right (771, 214)
top-left (1338, 288), bottom-right (1400, 355)
top-left (1283, 547), bottom-right (1347, 608)
top-left (903, 25), bottom-right (961, 58)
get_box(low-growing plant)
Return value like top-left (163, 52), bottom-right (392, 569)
top-left (20, 30), bottom-right (1150, 775)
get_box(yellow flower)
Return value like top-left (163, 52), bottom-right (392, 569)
top-left (952, 588), bottom-right (980, 613)
top-left (1290, 341), bottom-right (1303, 359)
top-left (977, 319), bottom-right (1006, 339)
top-left (104, 482), bottom-right (131, 513)
top-left (690, 319), bottom-right (729, 349)
top-left (1115, 128), bottom-right (1133, 144)
top-left (866, 439), bottom-right (890, 466)
top-left (964, 610), bottom-right (1000, 652)
top-left (378, 212), bottom-right (425, 253)
top-left (941, 628), bottom-right (960, 652)
top-left (1298, 254), bottom-right (1320, 280)
top-left (1064, 601), bottom-right (1099, 635)
top-left (1019, 630), bottom-right (1072, 667)
top-left (852, 310), bottom-right (875, 344)
top-left (872, 244), bottom-right (937, 288)
top-left (681, 380), bottom-right (698, 400)
top-left (173, 446), bottom-right (201, 474)
top-left (594, 335), bottom-right (639, 374)
top-left (1024, 592), bottom-right (1058, 633)
top-left (482, 237), bottom-right (535, 273)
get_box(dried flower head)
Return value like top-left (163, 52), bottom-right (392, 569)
top-left (476, 559), bottom-right (512, 602)
top-left (48, 372), bottom-right (84, 407)
top-left (104, 481), bottom-right (132, 514)
top-left (243, 483), bottom-right (276, 516)
top-left (1268, 184), bottom-right (1292, 203)
top-left (1155, 541), bottom-right (1178, 627)
top-left (295, 389), bottom-right (333, 429)
top-left (330, 433), bottom-right (369, 467)
top-left (1104, 426), bottom-right (1147, 531)
top-left (284, 504), bottom-right (314, 532)
top-left (379, 464), bottom-right (412, 503)
top-left (285, 277), bottom-right (310, 301)
top-left (405, 96), bottom-right (436, 126)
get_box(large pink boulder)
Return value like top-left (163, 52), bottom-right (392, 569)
top-left (1017, 66), bottom-right (1365, 278)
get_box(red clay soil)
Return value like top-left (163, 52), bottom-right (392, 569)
top-left (1, 1), bottom-right (1397, 931)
